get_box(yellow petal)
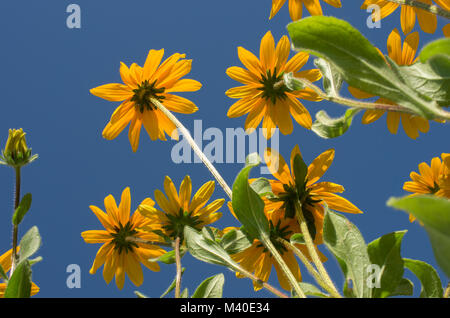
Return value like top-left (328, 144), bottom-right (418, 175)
top-left (244, 102), bottom-right (266, 134)
top-left (104, 195), bottom-right (120, 227)
top-left (125, 253), bottom-right (143, 287)
top-left (226, 66), bottom-right (260, 84)
top-left (362, 109), bottom-right (385, 124)
top-left (190, 181), bottom-right (216, 213)
top-left (400, 5), bottom-right (416, 35)
top-left (415, 1), bottom-right (437, 34)
top-left (81, 230), bottom-right (112, 244)
top-left (275, 100), bottom-right (293, 135)
top-left (162, 94), bottom-right (198, 114)
top-left (286, 94), bottom-right (312, 129)
top-left (402, 32), bottom-right (419, 66)
top-left (165, 79), bottom-right (202, 93)
top-left (262, 104), bottom-right (277, 139)
top-left (102, 104), bottom-right (135, 140)
top-left (164, 176), bottom-right (181, 213)
top-left (307, 149), bottom-right (335, 186)
top-left (320, 193), bottom-right (363, 214)
top-left (89, 243), bottom-right (113, 275)
top-left (285, 52), bottom-right (309, 73)
top-left (225, 85), bottom-right (259, 99)
top-left (275, 35), bottom-right (291, 71)
top-left (260, 31), bottom-right (276, 71)
top-left (227, 95), bottom-right (263, 118)
top-left (270, 0), bottom-right (287, 19)
top-left (115, 253), bottom-right (126, 290)
top-left (90, 83), bottom-right (133, 102)
top-left (118, 187), bottom-right (131, 225)
top-left (142, 49), bottom-right (165, 80)
top-left (387, 28), bottom-right (402, 64)
top-left (303, 0), bottom-right (323, 16)
top-left (88, 205), bottom-right (114, 232)
top-left (264, 147), bottom-right (294, 184)
top-left (289, 0), bottom-right (303, 21)
top-left (179, 175), bottom-right (192, 211)
top-left (128, 113), bottom-right (143, 152)
top-left (386, 111), bottom-right (401, 134)
top-left (142, 109), bottom-right (160, 141)
top-left (237, 46), bottom-right (263, 76)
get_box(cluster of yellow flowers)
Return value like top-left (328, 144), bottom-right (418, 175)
top-left (79, 1), bottom-right (449, 293)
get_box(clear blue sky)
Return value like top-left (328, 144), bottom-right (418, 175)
top-left (0, 1), bottom-right (447, 297)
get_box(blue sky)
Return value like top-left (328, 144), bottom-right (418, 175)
top-left (0, 1), bottom-right (448, 297)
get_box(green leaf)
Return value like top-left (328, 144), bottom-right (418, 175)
top-left (387, 195), bottom-right (450, 277)
top-left (192, 273), bottom-right (225, 298)
top-left (292, 154), bottom-right (308, 196)
top-left (18, 226), bottom-right (41, 263)
top-left (12, 193), bottom-right (32, 226)
top-left (314, 58), bottom-right (343, 97)
top-left (287, 16), bottom-right (441, 119)
top-left (184, 226), bottom-right (240, 269)
top-left (390, 278), bottom-right (414, 297)
top-left (219, 229), bottom-right (252, 255)
top-left (404, 258), bottom-right (443, 298)
top-left (154, 248), bottom-right (187, 265)
top-left (250, 177), bottom-right (275, 198)
top-left (311, 108), bottom-right (360, 139)
top-left (180, 288), bottom-right (189, 298)
top-left (202, 227), bottom-right (216, 242)
top-left (134, 291), bottom-right (148, 298)
top-left (160, 268), bottom-right (186, 298)
top-left (398, 59), bottom-right (450, 106)
top-left (420, 38), bottom-right (450, 63)
top-left (231, 153), bottom-right (270, 241)
top-left (3, 260), bottom-right (32, 298)
top-left (290, 233), bottom-right (305, 245)
top-left (367, 231), bottom-right (407, 298)
top-left (323, 208), bottom-right (372, 298)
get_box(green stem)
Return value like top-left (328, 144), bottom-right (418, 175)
top-left (294, 200), bottom-right (340, 296)
top-left (10, 167), bottom-right (21, 277)
top-left (277, 238), bottom-right (342, 298)
top-left (261, 234), bottom-right (306, 298)
top-left (150, 97), bottom-right (233, 200)
top-left (174, 236), bottom-right (182, 298)
top-left (385, 0), bottom-right (450, 19)
top-left (291, 78), bottom-right (450, 121)
top-left (125, 236), bottom-right (171, 248)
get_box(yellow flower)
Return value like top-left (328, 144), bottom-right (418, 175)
top-left (81, 187), bottom-right (166, 290)
top-left (362, 0), bottom-right (440, 34)
top-left (0, 128), bottom-right (37, 168)
top-left (403, 153), bottom-right (450, 221)
top-left (230, 207), bottom-right (326, 291)
top-left (138, 176), bottom-right (225, 242)
top-left (349, 29), bottom-right (433, 139)
top-left (0, 248), bottom-right (39, 297)
top-left (90, 50), bottom-right (202, 152)
top-left (226, 31), bottom-right (322, 139)
top-left (270, 0), bottom-right (342, 21)
top-left (264, 145), bottom-right (362, 244)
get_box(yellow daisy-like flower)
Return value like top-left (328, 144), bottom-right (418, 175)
top-left (81, 187), bottom-right (166, 290)
top-left (403, 153), bottom-right (450, 221)
top-left (0, 248), bottom-right (39, 297)
top-left (362, 0), bottom-right (442, 34)
top-left (270, 0), bottom-right (342, 21)
top-left (230, 207), bottom-right (326, 291)
top-left (90, 49), bottom-right (202, 152)
top-left (349, 28), bottom-right (433, 140)
top-left (264, 145), bottom-right (362, 244)
top-left (226, 31), bottom-right (322, 139)
top-left (138, 176), bottom-right (225, 242)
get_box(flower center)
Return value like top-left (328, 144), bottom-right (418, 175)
top-left (110, 221), bottom-right (138, 254)
top-left (428, 182), bottom-right (440, 194)
top-left (257, 219), bottom-right (292, 255)
top-left (271, 182), bottom-right (321, 240)
top-left (258, 68), bottom-right (288, 105)
top-left (162, 209), bottom-right (203, 242)
top-left (131, 80), bottom-right (165, 113)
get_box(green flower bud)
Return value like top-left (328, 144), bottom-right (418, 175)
top-left (0, 128), bottom-right (38, 168)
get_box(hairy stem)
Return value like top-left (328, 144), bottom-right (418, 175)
top-left (294, 200), bottom-right (339, 296)
top-left (288, 78), bottom-right (450, 121)
top-left (385, 0), bottom-right (450, 19)
top-left (174, 236), bottom-right (182, 298)
top-left (125, 236), bottom-right (171, 248)
top-left (277, 238), bottom-right (342, 298)
top-left (150, 97), bottom-right (233, 199)
top-left (10, 167), bottom-right (21, 277)
top-left (261, 235), bottom-right (306, 298)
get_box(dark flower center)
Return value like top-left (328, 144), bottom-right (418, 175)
top-left (270, 181), bottom-right (321, 241)
top-left (162, 209), bottom-right (203, 242)
top-left (257, 219), bottom-right (292, 255)
top-left (110, 221), bottom-right (138, 254)
top-left (258, 68), bottom-right (288, 105)
top-left (131, 80), bottom-right (165, 113)
top-left (428, 182), bottom-right (440, 194)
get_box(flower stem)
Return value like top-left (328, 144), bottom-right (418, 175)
top-left (125, 236), bottom-right (171, 248)
top-left (150, 97), bottom-right (233, 200)
top-left (174, 236), bottom-right (182, 298)
top-left (385, 0), bottom-right (450, 19)
top-left (294, 200), bottom-right (339, 296)
top-left (261, 234), bottom-right (306, 298)
top-left (277, 238), bottom-right (342, 298)
top-left (10, 167), bottom-right (21, 277)
top-left (233, 264), bottom-right (289, 298)
top-left (287, 78), bottom-right (450, 121)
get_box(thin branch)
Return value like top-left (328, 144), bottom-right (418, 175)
top-left (385, 0), bottom-right (450, 19)
top-left (150, 97), bottom-right (233, 200)
top-left (174, 237), bottom-right (182, 298)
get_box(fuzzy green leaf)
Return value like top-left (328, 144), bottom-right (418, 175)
top-left (192, 274), bottom-right (225, 298)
